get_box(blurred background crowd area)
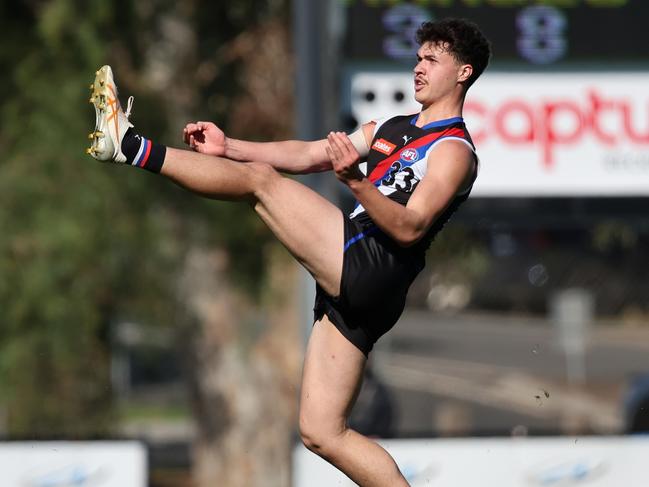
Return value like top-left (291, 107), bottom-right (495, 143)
top-left (1, 1), bottom-right (649, 486)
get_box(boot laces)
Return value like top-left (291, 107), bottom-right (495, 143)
top-left (125, 96), bottom-right (134, 119)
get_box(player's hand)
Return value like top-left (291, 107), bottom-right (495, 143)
top-left (182, 121), bottom-right (226, 156)
top-left (326, 131), bottom-right (365, 185)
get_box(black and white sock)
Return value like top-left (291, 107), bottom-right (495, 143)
top-left (121, 129), bottom-right (167, 173)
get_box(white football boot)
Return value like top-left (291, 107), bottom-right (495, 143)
top-left (86, 65), bottom-right (134, 162)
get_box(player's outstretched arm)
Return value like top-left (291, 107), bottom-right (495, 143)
top-left (183, 121), bottom-right (373, 175)
top-left (182, 121), bottom-right (329, 174)
top-left (327, 132), bottom-right (474, 247)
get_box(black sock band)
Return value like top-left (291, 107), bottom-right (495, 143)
top-left (121, 129), bottom-right (167, 173)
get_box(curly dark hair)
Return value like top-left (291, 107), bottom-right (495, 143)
top-left (415, 18), bottom-right (491, 89)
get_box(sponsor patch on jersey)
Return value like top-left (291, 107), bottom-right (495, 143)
top-left (372, 138), bottom-right (397, 156)
top-left (400, 148), bottom-right (419, 163)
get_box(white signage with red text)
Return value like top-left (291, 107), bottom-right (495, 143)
top-left (349, 71), bottom-right (649, 196)
top-left (0, 441), bottom-right (147, 487)
top-left (293, 436), bottom-right (649, 486)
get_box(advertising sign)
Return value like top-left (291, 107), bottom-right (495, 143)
top-left (349, 71), bottom-right (649, 196)
top-left (293, 436), bottom-right (649, 487)
top-left (0, 441), bottom-right (147, 487)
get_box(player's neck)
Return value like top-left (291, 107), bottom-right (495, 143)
top-left (416, 92), bottom-right (465, 127)
top-left (416, 99), bottom-right (463, 127)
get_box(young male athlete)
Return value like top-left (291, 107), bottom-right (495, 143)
top-left (86, 18), bottom-right (490, 487)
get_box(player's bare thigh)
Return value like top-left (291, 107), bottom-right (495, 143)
top-left (161, 150), bottom-right (344, 296)
top-left (249, 162), bottom-right (344, 297)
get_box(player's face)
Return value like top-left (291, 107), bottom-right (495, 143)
top-left (413, 42), bottom-right (468, 107)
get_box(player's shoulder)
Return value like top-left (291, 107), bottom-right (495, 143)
top-left (427, 117), bottom-right (475, 152)
top-left (425, 135), bottom-right (476, 170)
top-left (368, 113), bottom-right (417, 128)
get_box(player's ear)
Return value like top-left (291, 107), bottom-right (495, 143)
top-left (457, 64), bottom-right (473, 83)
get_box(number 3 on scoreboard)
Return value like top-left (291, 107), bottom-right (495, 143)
top-left (383, 4), bottom-right (430, 61)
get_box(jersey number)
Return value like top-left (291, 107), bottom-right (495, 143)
top-left (382, 162), bottom-right (416, 192)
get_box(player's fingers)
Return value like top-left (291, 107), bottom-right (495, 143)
top-left (332, 132), bottom-right (356, 162)
top-left (198, 121), bottom-right (211, 130)
top-left (327, 133), bottom-right (342, 159)
top-left (326, 143), bottom-right (339, 160)
top-left (184, 123), bottom-right (200, 136)
top-left (326, 145), bottom-right (344, 171)
top-left (338, 131), bottom-right (355, 154)
top-left (332, 132), bottom-right (352, 158)
top-left (338, 132), bottom-right (357, 154)
top-left (331, 132), bottom-right (349, 155)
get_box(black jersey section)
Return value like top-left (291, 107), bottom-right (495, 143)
top-left (350, 114), bottom-right (477, 252)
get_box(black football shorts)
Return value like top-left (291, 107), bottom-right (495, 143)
top-left (313, 215), bottom-right (425, 356)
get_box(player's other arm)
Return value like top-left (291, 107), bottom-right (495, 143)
top-left (328, 133), bottom-right (474, 247)
top-left (183, 121), bottom-right (374, 175)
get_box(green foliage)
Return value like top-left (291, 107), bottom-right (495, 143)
top-left (0, 0), bottom-right (114, 438)
top-left (0, 0), bottom-right (285, 437)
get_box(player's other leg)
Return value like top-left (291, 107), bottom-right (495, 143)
top-left (299, 316), bottom-right (410, 487)
top-left (86, 66), bottom-right (343, 295)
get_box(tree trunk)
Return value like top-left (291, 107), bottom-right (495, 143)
top-left (178, 247), bottom-right (301, 487)
top-left (142, 5), bottom-right (299, 484)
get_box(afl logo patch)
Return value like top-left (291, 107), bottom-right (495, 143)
top-left (372, 138), bottom-right (396, 156)
top-left (400, 148), bottom-right (419, 162)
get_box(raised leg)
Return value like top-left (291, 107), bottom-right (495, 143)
top-left (161, 147), bottom-right (344, 296)
top-left (299, 316), bottom-right (410, 487)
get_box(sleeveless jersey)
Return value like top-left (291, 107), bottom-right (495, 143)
top-left (349, 114), bottom-right (477, 251)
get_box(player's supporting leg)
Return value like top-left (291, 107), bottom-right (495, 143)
top-left (161, 148), bottom-right (344, 296)
top-left (299, 316), bottom-right (410, 487)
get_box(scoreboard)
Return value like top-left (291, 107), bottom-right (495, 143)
top-left (342, 0), bottom-right (648, 67)
top-left (340, 1), bottom-right (649, 197)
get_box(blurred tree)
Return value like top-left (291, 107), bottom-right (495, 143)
top-left (0, 0), bottom-right (148, 438)
top-left (0, 3), bottom-right (300, 484)
top-left (126, 3), bottom-right (301, 486)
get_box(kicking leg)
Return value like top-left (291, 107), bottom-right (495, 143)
top-left (299, 316), bottom-right (410, 487)
top-left (86, 66), bottom-right (344, 296)
top-left (161, 147), bottom-right (344, 296)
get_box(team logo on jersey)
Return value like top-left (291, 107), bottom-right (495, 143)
top-left (372, 138), bottom-right (396, 156)
top-left (400, 148), bottom-right (419, 162)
